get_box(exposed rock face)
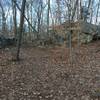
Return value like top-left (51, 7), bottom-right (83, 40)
top-left (52, 20), bottom-right (99, 44)
top-left (0, 35), bottom-right (16, 48)
top-left (22, 21), bottom-right (99, 46)
top-left (72, 32), bottom-right (93, 43)
top-left (69, 21), bottom-right (98, 43)
top-left (80, 33), bottom-right (93, 43)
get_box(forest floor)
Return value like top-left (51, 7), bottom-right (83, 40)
top-left (0, 41), bottom-right (100, 100)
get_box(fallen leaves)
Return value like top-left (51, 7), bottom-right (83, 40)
top-left (0, 41), bottom-right (100, 100)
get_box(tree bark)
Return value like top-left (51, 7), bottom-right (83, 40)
top-left (16, 0), bottom-right (26, 60)
top-left (12, 0), bottom-right (17, 38)
top-left (47, 0), bottom-right (50, 35)
top-left (95, 0), bottom-right (100, 24)
top-left (0, 2), bottom-right (6, 33)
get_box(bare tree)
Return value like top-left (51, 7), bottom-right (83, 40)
top-left (16, 0), bottom-right (26, 60)
top-left (12, 0), bottom-right (17, 38)
top-left (0, 1), bottom-right (6, 33)
top-left (47, 0), bottom-right (50, 34)
top-left (95, 0), bottom-right (100, 24)
top-left (89, 0), bottom-right (94, 23)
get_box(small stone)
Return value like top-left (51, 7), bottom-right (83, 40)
top-left (33, 92), bottom-right (37, 95)
top-left (23, 92), bottom-right (28, 95)
top-left (39, 96), bottom-right (42, 99)
top-left (81, 95), bottom-right (90, 100)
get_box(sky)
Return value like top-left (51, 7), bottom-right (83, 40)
top-left (0, 0), bottom-right (100, 27)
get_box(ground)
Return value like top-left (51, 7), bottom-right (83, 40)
top-left (0, 41), bottom-right (100, 100)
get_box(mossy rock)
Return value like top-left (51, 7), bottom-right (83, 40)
top-left (80, 33), bottom-right (93, 43)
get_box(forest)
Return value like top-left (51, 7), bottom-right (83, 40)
top-left (0, 0), bottom-right (100, 100)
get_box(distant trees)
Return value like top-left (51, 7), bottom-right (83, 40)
top-left (0, 1), bottom-right (6, 33)
top-left (0, 0), bottom-right (100, 60)
top-left (0, 0), bottom-right (100, 34)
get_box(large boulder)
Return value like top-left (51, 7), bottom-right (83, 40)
top-left (0, 35), bottom-right (7, 48)
top-left (71, 32), bottom-right (93, 43)
top-left (0, 35), bottom-right (16, 48)
top-left (80, 33), bottom-right (93, 43)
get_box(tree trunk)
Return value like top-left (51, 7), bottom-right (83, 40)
top-left (12, 0), bottom-right (17, 38)
top-left (95, 0), bottom-right (100, 24)
top-left (16, 0), bottom-right (26, 60)
top-left (0, 2), bottom-right (6, 34)
top-left (47, 0), bottom-right (50, 35)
